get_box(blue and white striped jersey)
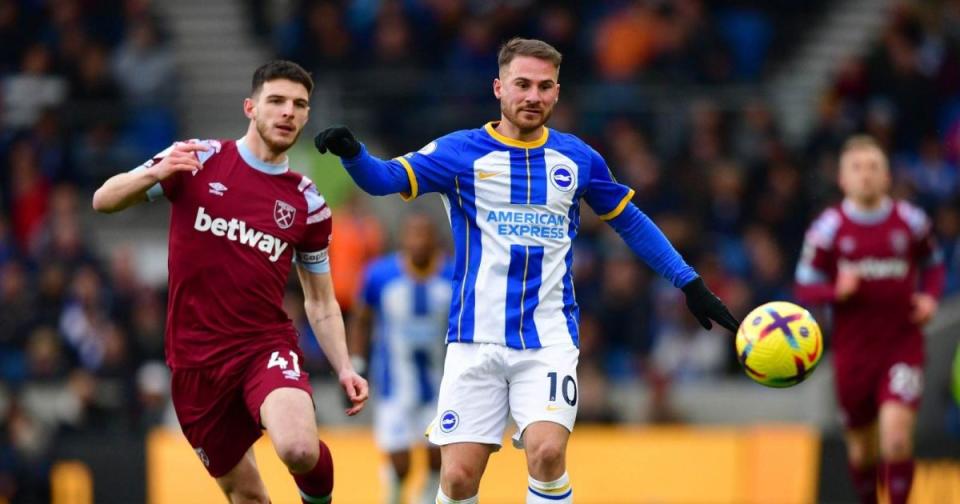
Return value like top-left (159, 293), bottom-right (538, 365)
top-left (393, 122), bottom-right (636, 349)
top-left (361, 253), bottom-right (453, 399)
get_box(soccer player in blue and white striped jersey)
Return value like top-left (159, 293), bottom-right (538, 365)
top-left (350, 213), bottom-right (452, 504)
top-left (316, 38), bottom-right (738, 504)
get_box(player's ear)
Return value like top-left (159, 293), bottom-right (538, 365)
top-left (243, 97), bottom-right (255, 119)
top-left (493, 78), bottom-right (502, 99)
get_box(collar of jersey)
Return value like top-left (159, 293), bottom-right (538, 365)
top-left (484, 121), bottom-right (549, 148)
top-left (842, 197), bottom-right (892, 225)
top-left (402, 253), bottom-right (442, 280)
top-left (236, 137), bottom-right (289, 175)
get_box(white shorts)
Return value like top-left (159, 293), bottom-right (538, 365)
top-left (371, 345), bottom-right (443, 453)
top-left (427, 342), bottom-right (579, 449)
top-left (374, 398), bottom-right (437, 453)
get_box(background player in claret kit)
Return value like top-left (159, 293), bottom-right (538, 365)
top-left (350, 213), bottom-right (452, 504)
top-left (91, 60), bottom-right (368, 504)
top-left (314, 38), bottom-right (738, 504)
top-left (795, 135), bottom-right (945, 504)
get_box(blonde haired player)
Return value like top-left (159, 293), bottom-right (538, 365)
top-left (796, 135), bottom-right (944, 504)
top-left (316, 39), bottom-right (737, 503)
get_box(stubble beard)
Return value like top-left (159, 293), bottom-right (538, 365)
top-left (255, 117), bottom-right (300, 155)
top-left (502, 101), bottom-right (553, 135)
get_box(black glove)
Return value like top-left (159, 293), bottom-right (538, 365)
top-left (314, 125), bottom-right (361, 158)
top-left (681, 277), bottom-right (739, 333)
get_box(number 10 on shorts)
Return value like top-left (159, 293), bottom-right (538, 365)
top-left (547, 372), bottom-right (577, 406)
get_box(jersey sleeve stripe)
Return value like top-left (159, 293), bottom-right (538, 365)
top-left (304, 189), bottom-right (326, 214)
top-left (306, 206), bottom-right (332, 224)
top-left (597, 189), bottom-right (635, 221)
top-left (129, 165), bottom-right (164, 201)
top-left (394, 156), bottom-right (418, 201)
top-left (298, 175), bottom-right (314, 193)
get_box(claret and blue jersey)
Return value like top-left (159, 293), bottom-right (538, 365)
top-left (342, 121), bottom-right (697, 349)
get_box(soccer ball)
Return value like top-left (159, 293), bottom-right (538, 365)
top-left (735, 301), bottom-right (823, 388)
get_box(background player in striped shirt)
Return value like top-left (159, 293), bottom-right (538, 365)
top-left (92, 60), bottom-right (368, 504)
top-left (350, 213), bottom-right (452, 504)
top-left (795, 135), bottom-right (945, 504)
top-left (315, 38), bottom-right (738, 504)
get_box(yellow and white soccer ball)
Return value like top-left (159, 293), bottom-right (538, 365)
top-left (735, 301), bottom-right (823, 388)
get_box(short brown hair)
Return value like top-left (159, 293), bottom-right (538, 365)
top-left (497, 38), bottom-right (562, 70)
top-left (842, 134), bottom-right (884, 155)
top-left (252, 60), bottom-right (313, 96)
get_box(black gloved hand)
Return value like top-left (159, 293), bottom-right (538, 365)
top-left (681, 277), bottom-right (740, 333)
top-left (314, 125), bottom-right (361, 158)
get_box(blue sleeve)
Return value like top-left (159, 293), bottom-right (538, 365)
top-left (394, 134), bottom-right (463, 199)
top-left (360, 262), bottom-right (386, 309)
top-left (342, 134), bottom-right (462, 200)
top-left (582, 148), bottom-right (634, 221)
top-left (340, 144), bottom-right (412, 197)
top-left (607, 203), bottom-right (698, 288)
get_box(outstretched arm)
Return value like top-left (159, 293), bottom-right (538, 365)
top-left (296, 265), bottom-right (369, 416)
top-left (315, 126), bottom-right (412, 197)
top-left (605, 202), bottom-right (696, 288)
top-left (92, 142), bottom-right (209, 213)
top-left (585, 145), bottom-right (737, 333)
top-left (605, 202), bottom-right (739, 333)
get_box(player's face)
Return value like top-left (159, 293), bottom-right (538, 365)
top-left (839, 147), bottom-right (891, 205)
top-left (402, 215), bottom-right (437, 268)
top-left (494, 56), bottom-right (560, 133)
top-left (246, 79), bottom-right (310, 153)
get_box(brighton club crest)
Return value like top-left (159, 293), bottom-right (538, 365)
top-left (274, 200), bottom-right (296, 229)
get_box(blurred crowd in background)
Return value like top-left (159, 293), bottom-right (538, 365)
top-left (1, 0), bottom-right (960, 501)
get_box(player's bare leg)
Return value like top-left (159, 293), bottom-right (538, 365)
top-left (261, 388), bottom-right (333, 503)
top-left (523, 421), bottom-right (573, 503)
top-left (422, 446), bottom-right (442, 504)
top-left (385, 450), bottom-right (411, 504)
top-left (215, 447), bottom-right (270, 504)
top-left (843, 423), bottom-right (879, 504)
top-left (878, 402), bottom-right (917, 504)
top-left (437, 442), bottom-right (494, 503)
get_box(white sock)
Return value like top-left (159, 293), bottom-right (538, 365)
top-left (421, 470), bottom-right (441, 504)
top-left (436, 486), bottom-right (478, 504)
top-left (527, 472), bottom-right (572, 503)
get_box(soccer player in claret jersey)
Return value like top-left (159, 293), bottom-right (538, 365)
top-left (795, 135), bottom-right (945, 504)
top-left (92, 60), bottom-right (368, 504)
top-left (350, 213), bottom-right (452, 504)
top-left (314, 38), bottom-right (738, 504)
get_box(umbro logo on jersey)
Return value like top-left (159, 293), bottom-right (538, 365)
top-left (208, 182), bottom-right (228, 196)
top-left (193, 206), bottom-right (289, 262)
top-left (477, 170), bottom-right (502, 180)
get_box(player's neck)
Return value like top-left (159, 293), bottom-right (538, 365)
top-left (846, 195), bottom-right (890, 213)
top-left (403, 253), bottom-right (439, 279)
top-left (495, 118), bottom-right (545, 143)
top-left (241, 132), bottom-right (288, 165)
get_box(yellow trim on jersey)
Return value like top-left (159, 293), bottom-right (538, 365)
top-left (598, 189), bottom-right (636, 221)
top-left (395, 156), bottom-right (418, 201)
top-left (484, 121), bottom-right (549, 148)
top-left (530, 482), bottom-right (572, 495)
